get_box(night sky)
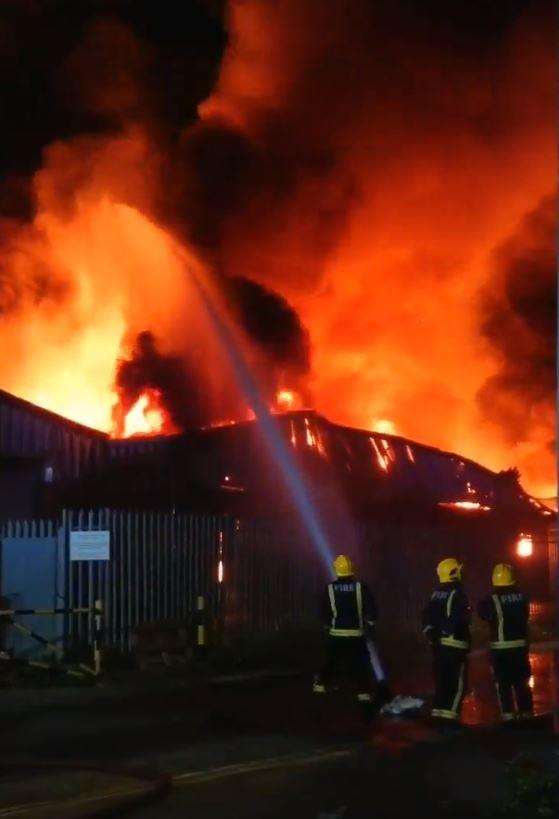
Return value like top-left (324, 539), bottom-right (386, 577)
top-left (0, 0), bottom-right (549, 189)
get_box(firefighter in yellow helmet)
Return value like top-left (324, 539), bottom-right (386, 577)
top-left (422, 557), bottom-right (471, 727)
top-left (313, 555), bottom-right (378, 706)
top-left (477, 563), bottom-right (533, 722)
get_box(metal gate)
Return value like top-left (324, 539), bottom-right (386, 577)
top-left (1, 510), bottom-right (324, 654)
top-left (61, 509), bottom-right (226, 651)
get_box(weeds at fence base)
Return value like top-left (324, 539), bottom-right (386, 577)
top-left (485, 756), bottom-right (559, 818)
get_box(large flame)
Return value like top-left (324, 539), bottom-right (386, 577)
top-left (0, 3), bottom-right (555, 499)
top-left (0, 129), bottom-right (223, 434)
top-left (197, 0), bottom-right (556, 498)
top-left (122, 389), bottom-right (167, 438)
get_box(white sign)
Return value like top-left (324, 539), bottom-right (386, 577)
top-left (70, 530), bottom-right (110, 561)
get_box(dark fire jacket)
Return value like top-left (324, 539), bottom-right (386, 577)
top-left (477, 586), bottom-right (530, 649)
top-left (422, 582), bottom-right (471, 650)
top-left (321, 577), bottom-right (377, 637)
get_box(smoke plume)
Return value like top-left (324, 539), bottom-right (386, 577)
top-left (0, 1), bottom-right (555, 496)
top-left (478, 194), bottom-right (556, 470)
top-left (114, 276), bottom-right (311, 431)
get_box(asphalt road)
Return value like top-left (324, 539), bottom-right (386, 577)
top-left (0, 649), bottom-right (554, 818)
top-left (127, 745), bottom-right (432, 819)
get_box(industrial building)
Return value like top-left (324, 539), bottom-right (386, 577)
top-left (0, 387), bottom-right (555, 607)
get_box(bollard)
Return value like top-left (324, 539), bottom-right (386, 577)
top-left (94, 599), bottom-right (103, 676)
top-left (195, 596), bottom-right (207, 659)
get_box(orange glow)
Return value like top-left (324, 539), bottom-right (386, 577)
top-left (123, 389), bottom-right (165, 437)
top-left (516, 533), bottom-right (533, 558)
top-left (0, 2), bottom-right (554, 505)
top-left (0, 127), bottom-right (257, 438)
top-left (218, 559), bottom-right (224, 583)
top-left (201, 1), bottom-right (555, 499)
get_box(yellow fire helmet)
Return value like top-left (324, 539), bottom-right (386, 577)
top-left (333, 554), bottom-right (354, 578)
top-left (436, 557), bottom-right (463, 584)
top-left (492, 563), bottom-right (516, 587)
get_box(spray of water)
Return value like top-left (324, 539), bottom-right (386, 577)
top-left (187, 260), bottom-right (334, 576)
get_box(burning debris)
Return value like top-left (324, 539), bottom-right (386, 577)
top-left (0, 1), bottom-right (555, 497)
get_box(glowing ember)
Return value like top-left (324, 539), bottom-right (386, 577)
top-left (380, 438), bottom-right (396, 462)
top-left (438, 501), bottom-right (491, 512)
top-left (369, 437), bottom-right (389, 472)
top-left (516, 533), bottom-right (533, 558)
top-left (304, 416), bottom-right (317, 447)
top-left (276, 389), bottom-right (296, 410)
top-left (290, 419), bottom-right (297, 447)
top-left (123, 390), bottom-right (165, 438)
top-left (405, 445), bottom-right (415, 463)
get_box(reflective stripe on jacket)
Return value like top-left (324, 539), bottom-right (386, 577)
top-left (422, 582), bottom-right (471, 650)
top-left (323, 578), bottom-right (377, 637)
top-left (477, 587), bottom-right (530, 649)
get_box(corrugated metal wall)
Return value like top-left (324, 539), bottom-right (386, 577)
top-left (0, 391), bottom-right (106, 484)
top-left (1, 510), bottom-right (324, 654)
top-left (1, 509), bottom-right (553, 659)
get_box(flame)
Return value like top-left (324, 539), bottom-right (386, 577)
top-left (201, 1), bottom-right (555, 499)
top-left (0, 3), bottom-right (555, 503)
top-left (122, 389), bottom-right (166, 438)
top-left (438, 501), bottom-right (491, 512)
top-left (373, 419), bottom-right (397, 435)
top-left (516, 533), bottom-right (533, 558)
top-left (276, 389), bottom-right (296, 409)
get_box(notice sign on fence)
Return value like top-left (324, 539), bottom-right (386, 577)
top-left (70, 530), bottom-right (110, 561)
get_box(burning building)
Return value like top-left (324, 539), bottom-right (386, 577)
top-left (0, 387), bottom-right (554, 605)
top-left (0, 2), bottom-right (555, 621)
top-left (0, 0), bottom-right (555, 502)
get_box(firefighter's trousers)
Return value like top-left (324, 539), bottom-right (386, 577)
top-left (491, 647), bottom-right (533, 721)
top-left (320, 635), bottom-right (373, 701)
top-left (431, 645), bottom-right (468, 720)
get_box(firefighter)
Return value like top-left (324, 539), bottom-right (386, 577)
top-left (477, 563), bottom-right (533, 723)
top-left (422, 557), bottom-right (471, 726)
top-left (313, 554), bottom-right (377, 705)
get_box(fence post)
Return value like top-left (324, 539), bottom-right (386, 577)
top-left (550, 524), bottom-right (559, 734)
top-left (94, 598), bottom-right (103, 676)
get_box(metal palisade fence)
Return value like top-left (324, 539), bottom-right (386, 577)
top-left (1, 510), bottom-right (323, 655)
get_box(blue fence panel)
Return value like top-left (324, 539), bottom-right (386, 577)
top-left (1, 526), bottom-right (65, 658)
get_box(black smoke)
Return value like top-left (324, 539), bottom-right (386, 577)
top-left (115, 276), bottom-right (310, 430)
top-left (114, 331), bottom-right (210, 430)
top-left (477, 194), bottom-right (556, 443)
top-left (223, 275), bottom-right (311, 394)
top-left (163, 118), bottom-right (356, 291)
